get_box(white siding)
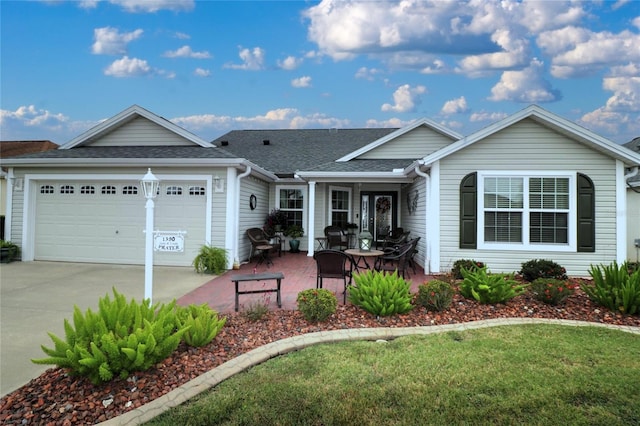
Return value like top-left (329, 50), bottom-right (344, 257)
top-left (438, 118), bottom-right (618, 276)
top-left (90, 117), bottom-right (195, 147)
top-left (360, 126), bottom-right (453, 159)
top-left (628, 188), bottom-right (640, 262)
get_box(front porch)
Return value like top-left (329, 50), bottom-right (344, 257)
top-left (178, 251), bottom-right (434, 314)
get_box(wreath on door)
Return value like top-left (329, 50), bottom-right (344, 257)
top-left (376, 197), bottom-right (390, 214)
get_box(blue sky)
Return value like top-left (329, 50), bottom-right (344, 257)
top-left (1, 0), bottom-right (639, 145)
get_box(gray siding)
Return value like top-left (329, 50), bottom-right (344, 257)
top-left (438, 118), bottom-right (618, 276)
top-left (90, 117), bottom-right (195, 147)
top-left (360, 126), bottom-right (453, 159)
top-left (238, 177), bottom-right (270, 263)
top-left (400, 178), bottom-right (426, 269)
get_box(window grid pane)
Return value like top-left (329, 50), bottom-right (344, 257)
top-left (530, 212), bottom-right (568, 243)
top-left (279, 189), bottom-right (304, 227)
top-left (484, 212), bottom-right (522, 242)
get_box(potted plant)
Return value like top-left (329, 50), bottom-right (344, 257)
top-left (284, 225), bottom-right (304, 253)
top-left (0, 240), bottom-right (19, 263)
top-left (265, 208), bottom-right (288, 234)
top-left (346, 222), bottom-right (359, 234)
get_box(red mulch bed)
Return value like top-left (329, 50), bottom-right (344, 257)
top-left (2, 285), bottom-right (639, 425)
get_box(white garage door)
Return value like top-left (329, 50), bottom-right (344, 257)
top-left (35, 180), bottom-right (207, 266)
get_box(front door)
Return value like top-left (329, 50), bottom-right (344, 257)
top-left (360, 192), bottom-right (397, 244)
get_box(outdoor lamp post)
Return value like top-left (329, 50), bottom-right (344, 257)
top-left (358, 231), bottom-right (373, 251)
top-left (141, 168), bottom-right (160, 304)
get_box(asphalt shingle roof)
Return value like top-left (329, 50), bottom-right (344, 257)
top-left (213, 128), bottom-right (403, 176)
top-left (1, 145), bottom-right (237, 160)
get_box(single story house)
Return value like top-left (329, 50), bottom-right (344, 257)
top-left (2, 104), bottom-right (639, 276)
top-left (624, 137), bottom-right (640, 262)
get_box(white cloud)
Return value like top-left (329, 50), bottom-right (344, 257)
top-left (603, 77), bottom-right (640, 112)
top-left (174, 32), bottom-right (190, 40)
top-left (79, 1), bottom-right (99, 9)
top-left (470, 111), bottom-right (509, 122)
top-left (302, 0), bottom-right (586, 75)
top-left (441, 97), bottom-right (469, 115)
top-left (538, 27), bottom-right (640, 78)
top-left (163, 45), bottom-right (211, 59)
top-left (172, 108), bottom-right (350, 134)
top-left (291, 76), bottom-right (312, 88)
top-left (108, 0), bottom-right (194, 13)
top-left (381, 84), bottom-right (426, 113)
top-left (365, 117), bottom-right (412, 128)
top-left (0, 105), bottom-right (95, 143)
top-left (92, 27), bottom-right (143, 55)
top-left (224, 47), bottom-right (265, 71)
top-left (104, 56), bottom-right (153, 77)
top-left (194, 68), bottom-right (211, 77)
top-left (489, 59), bottom-right (561, 103)
top-left (355, 67), bottom-right (384, 80)
top-left (278, 55), bottom-right (303, 70)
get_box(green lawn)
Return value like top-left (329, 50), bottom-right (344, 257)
top-left (147, 325), bottom-right (640, 425)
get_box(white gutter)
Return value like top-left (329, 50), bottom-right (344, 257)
top-left (229, 165), bottom-right (252, 269)
top-left (5, 168), bottom-right (14, 242)
top-left (625, 166), bottom-right (639, 181)
top-left (415, 161), bottom-right (432, 274)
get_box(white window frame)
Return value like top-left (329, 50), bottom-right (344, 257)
top-left (329, 185), bottom-right (352, 226)
top-left (275, 185), bottom-right (307, 228)
top-left (477, 171), bottom-right (576, 252)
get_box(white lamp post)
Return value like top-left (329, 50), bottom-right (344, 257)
top-left (141, 168), bottom-right (160, 304)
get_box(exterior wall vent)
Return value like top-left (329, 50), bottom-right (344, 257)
top-left (263, 139), bottom-right (270, 145)
top-left (220, 140), bottom-right (229, 146)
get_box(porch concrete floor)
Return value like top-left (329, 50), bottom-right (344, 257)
top-left (178, 250), bottom-right (433, 314)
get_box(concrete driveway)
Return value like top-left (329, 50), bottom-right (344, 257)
top-left (0, 261), bottom-right (213, 396)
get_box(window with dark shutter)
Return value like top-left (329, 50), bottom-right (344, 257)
top-left (576, 173), bottom-right (595, 252)
top-left (460, 172), bottom-right (477, 249)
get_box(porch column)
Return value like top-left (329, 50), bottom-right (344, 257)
top-left (307, 181), bottom-right (316, 257)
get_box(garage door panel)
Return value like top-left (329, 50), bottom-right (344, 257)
top-left (35, 180), bottom-right (207, 266)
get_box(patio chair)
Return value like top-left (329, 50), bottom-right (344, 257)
top-left (381, 230), bottom-right (411, 252)
top-left (324, 226), bottom-right (348, 251)
top-left (246, 228), bottom-right (280, 266)
top-left (374, 240), bottom-right (415, 279)
top-left (313, 249), bottom-right (354, 303)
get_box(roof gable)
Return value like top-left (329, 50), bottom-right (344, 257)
top-left (61, 105), bottom-right (211, 149)
top-left (337, 117), bottom-right (462, 162)
top-left (420, 105), bottom-right (640, 166)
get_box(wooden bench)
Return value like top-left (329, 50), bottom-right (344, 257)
top-left (231, 272), bottom-right (284, 312)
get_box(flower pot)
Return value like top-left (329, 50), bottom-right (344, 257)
top-left (0, 248), bottom-right (12, 263)
top-left (289, 239), bottom-right (300, 253)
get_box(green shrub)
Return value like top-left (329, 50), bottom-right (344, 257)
top-left (416, 280), bottom-right (454, 311)
top-left (296, 288), bottom-right (337, 322)
top-left (519, 259), bottom-right (568, 282)
top-left (582, 261), bottom-right (640, 315)
top-left (176, 304), bottom-right (226, 347)
top-left (529, 278), bottom-right (575, 305)
top-left (31, 288), bottom-right (189, 384)
top-left (451, 259), bottom-right (485, 280)
top-left (348, 270), bottom-right (413, 316)
top-left (459, 266), bottom-right (526, 304)
top-left (193, 245), bottom-right (228, 274)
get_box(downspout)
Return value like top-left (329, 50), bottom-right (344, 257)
top-left (5, 168), bottom-right (14, 242)
top-left (307, 180), bottom-right (316, 257)
top-left (233, 165), bottom-right (252, 268)
top-left (415, 162), bottom-right (430, 274)
top-left (625, 166), bottom-right (639, 192)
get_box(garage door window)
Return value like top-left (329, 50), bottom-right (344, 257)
top-left (102, 185), bottom-right (117, 195)
top-left (189, 186), bottom-right (205, 196)
top-left (40, 185), bottom-right (55, 194)
top-left (123, 185), bottom-right (138, 195)
top-left (81, 185), bottom-right (95, 194)
top-left (166, 186), bottom-right (183, 196)
top-left (60, 185), bottom-right (74, 194)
